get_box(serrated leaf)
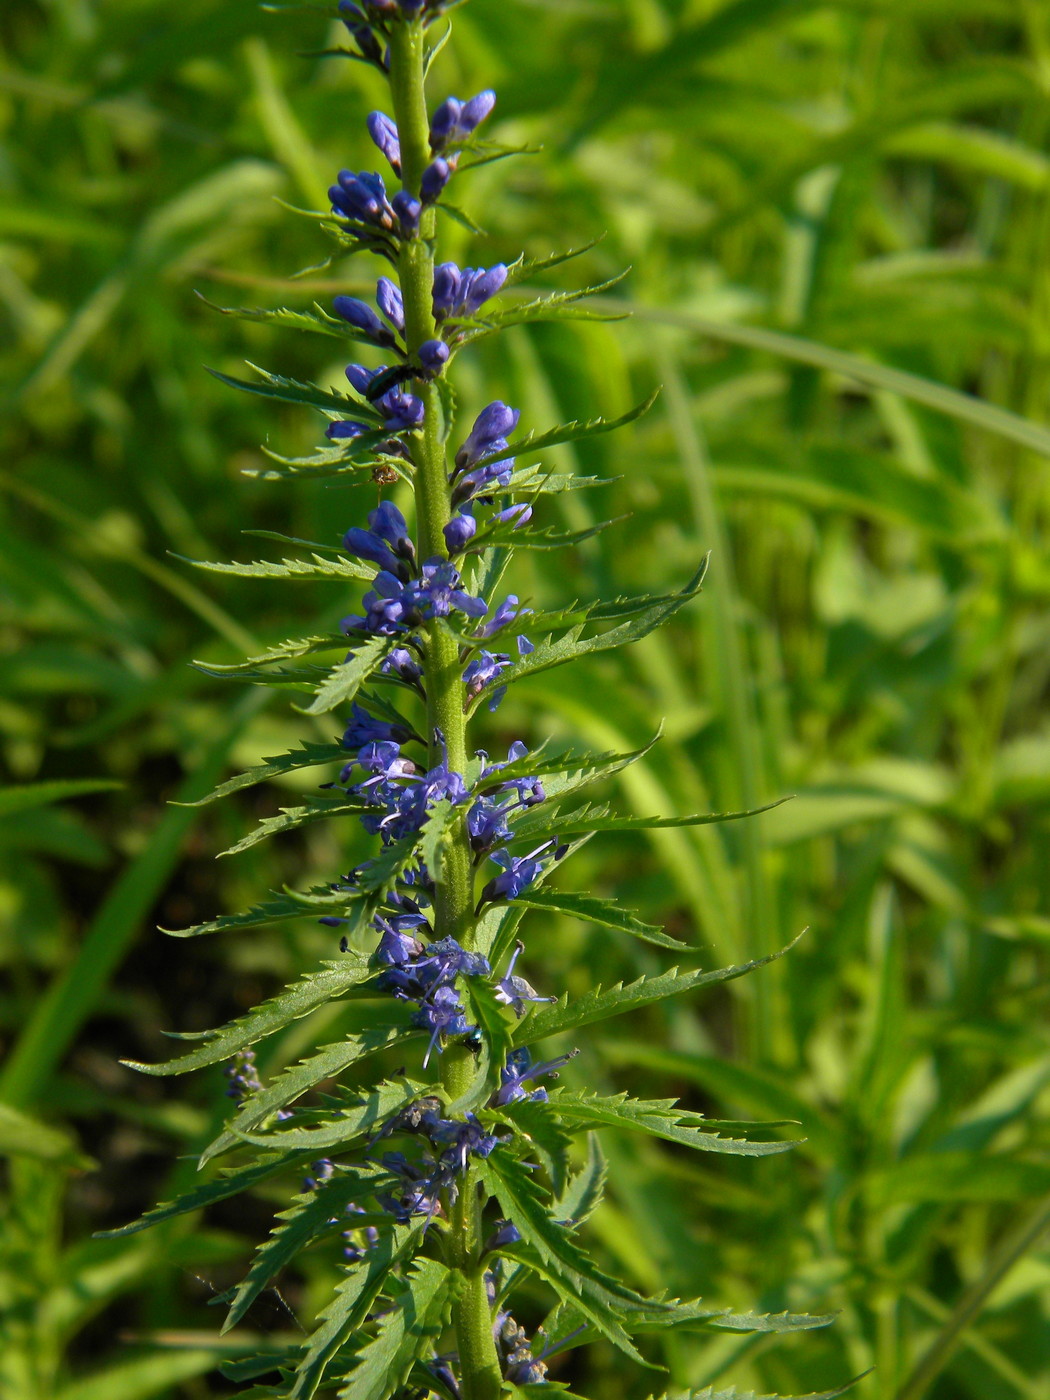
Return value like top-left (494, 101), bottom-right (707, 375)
top-left (511, 797), bottom-right (791, 843)
top-left (334, 1257), bottom-right (451, 1400)
top-left (419, 798), bottom-right (460, 884)
top-left (450, 978), bottom-right (514, 1115)
top-left (514, 890), bottom-right (686, 951)
top-left (239, 1077), bottom-right (432, 1153)
top-left (454, 273), bottom-right (631, 342)
top-left (534, 1090), bottom-right (795, 1157)
top-left (198, 294), bottom-right (383, 346)
top-left (207, 362), bottom-right (381, 420)
top-left (289, 1223), bottom-right (426, 1400)
top-left (194, 633), bottom-right (344, 677)
top-left (163, 885), bottom-right (359, 939)
top-left (184, 553), bottom-right (374, 583)
top-left (123, 952), bottom-right (373, 1076)
top-left (478, 1149), bottom-right (667, 1363)
top-left (478, 561), bottom-right (706, 708)
top-left (201, 1017), bottom-right (418, 1166)
top-left (224, 1165), bottom-right (394, 1332)
top-left (188, 742), bottom-right (348, 806)
top-left (494, 1097), bottom-right (572, 1195)
top-left (302, 635), bottom-right (396, 716)
top-left (553, 1133), bottom-right (606, 1226)
top-left (651, 1381), bottom-right (861, 1400)
top-left (515, 938), bottom-right (802, 1044)
top-left (220, 796), bottom-right (369, 857)
top-left (95, 1150), bottom-right (310, 1238)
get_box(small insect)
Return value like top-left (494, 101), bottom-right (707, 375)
top-left (372, 462), bottom-right (399, 487)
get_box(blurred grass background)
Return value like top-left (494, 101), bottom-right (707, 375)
top-left (2, 0), bottom-right (1050, 1396)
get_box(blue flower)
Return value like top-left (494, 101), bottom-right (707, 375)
top-left (420, 157), bottom-right (452, 204)
top-left (430, 91), bottom-right (497, 150)
top-left (333, 294), bottom-right (400, 349)
top-left (494, 942), bottom-right (555, 1018)
top-left (342, 702), bottom-right (414, 752)
top-left (342, 569), bottom-right (409, 634)
top-left (480, 842), bottom-right (556, 905)
top-left (431, 1113), bottom-right (500, 1172)
top-left (432, 262), bottom-right (508, 322)
top-left (463, 649), bottom-right (510, 702)
top-left (329, 170), bottom-right (398, 233)
top-left (382, 646), bottom-right (424, 686)
top-left (494, 1045), bottom-right (577, 1107)
top-left (418, 338), bottom-right (450, 375)
top-left (367, 110), bottom-right (401, 174)
top-left (414, 985), bottom-right (474, 1066)
top-left (466, 794), bottom-right (513, 852)
top-left (376, 276), bottom-right (405, 334)
top-left (443, 510), bottom-right (476, 554)
top-left (344, 500), bottom-right (416, 579)
top-left (403, 559), bottom-right (487, 620)
top-left (343, 363), bottom-right (424, 432)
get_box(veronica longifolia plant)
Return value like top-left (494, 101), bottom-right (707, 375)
top-left (105, 4), bottom-right (852, 1398)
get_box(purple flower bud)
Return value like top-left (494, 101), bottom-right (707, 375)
top-left (333, 296), bottom-right (398, 348)
top-left (443, 512), bottom-right (476, 554)
top-left (418, 338), bottom-right (449, 375)
top-left (462, 263), bottom-right (507, 314)
top-left (345, 362), bottom-right (377, 396)
top-left (326, 420), bottom-right (369, 440)
top-left (456, 402), bottom-right (520, 469)
top-left (367, 111), bottom-right (401, 174)
top-left (392, 191), bottom-right (421, 236)
top-left (432, 262), bottom-right (462, 319)
top-left (494, 502), bottom-right (532, 528)
top-left (420, 157), bottom-right (452, 204)
top-left (461, 89), bottom-right (497, 131)
top-left (430, 90), bottom-right (496, 149)
top-left (376, 277), bottom-right (405, 333)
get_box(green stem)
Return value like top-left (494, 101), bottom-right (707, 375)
top-left (387, 21), bottom-right (503, 1400)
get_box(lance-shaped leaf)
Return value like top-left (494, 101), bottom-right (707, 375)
top-left (302, 634), bottom-right (396, 716)
top-left (194, 633), bottom-right (345, 677)
top-left (237, 1077), bottom-right (433, 1154)
top-left (506, 467), bottom-right (615, 496)
top-left (515, 938), bottom-right (803, 1044)
top-left (95, 1150), bottom-right (312, 1238)
top-left (224, 1166), bottom-right (394, 1333)
top-left (513, 890), bottom-right (686, 951)
top-left (183, 554), bottom-right (374, 583)
top-left (164, 884), bottom-right (362, 939)
top-left (473, 561), bottom-right (707, 710)
top-left (553, 1133), bottom-right (607, 1227)
top-left (539, 1090), bottom-right (798, 1157)
top-left (201, 1016), bottom-right (418, 1166)
top-left (187, 742), bottom-right (347, 806)
top-left (478, 1149), bottom-right (669, 1363)
top-left (474, 732), bottom-right (659, 805)
top-left (452, 273), bottom-right (631, 342)
top-left (512, 797), bottom-right (791, 843)
top-left (198, 295), bottom-right (385, 347)
top-left (448, 977), bottom-right (514, 1116)
top-left (288, 1222), bottom-right (426, 1400)
top-left (492, 1097), bottom-right (572, 1196)
top-left (333, 1257), bottom-right (452, 1400)
top-left (250, 437), bottom-right (409, 483)
top-left (468, 389), bottom-right (659, 475)
top-left (123, 952), bottom-right (374, 1076)
top-left (207, 362), bottom-right (382, 420)
top-left (220, 795), bottom-right (370, 858)
top-left (646, 1382), bottom-right (862, 1400)
top-left (504, 238), bottom-right (605, 283)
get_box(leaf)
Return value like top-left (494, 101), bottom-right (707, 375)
top-left (469, 390), bottom-right (659, 474)
top-left (188, 742), bottom-right (348, 805)
top-left (206, 362), bottom-right (381, 421)
top-left (238, 1077), bottom-right (433, 1153)
top-left (123, 953), bottom-right (373, 1076)
top-left (302, 635), bottom-right (396, 716)
top-left (194, 632), bottom-right (345, 677)
top-left (52, 1351), bottom-right (225, 1400)
top-left (197, 294), bottom-right (381, 345)
top-left (200, 1017), bottom-right (417, 1166)
top-left (184, 553), bottom-right (374, 583)
top-left (419, 797), bottom-right (460, 885)
top-left (0, 1103), bottom-right (91, 1167)
top-left (95, 1151), bottom-right (310, 1238)
top-left (219, 795), bottom-right (369, 858)
top-left (535, 1090), bottom-right (796, 1157)
top-left (552, 1134), bottom-right (607, 1227)
top-left (651, 1381), bottom-right (862, 1400)
top-left (224, 1166), bottom-right (392, 1332)
top-left (334, 1257), bottom-right (452, 1400)
top-left (448, 977), bottom-right (514, 1116)
top-left (495, 1097), bottom-right (573, 1195)
top-left (513, 890), bottom-right (686, 951)
top-left (479, 560), bottom-right (707, 707)
top-left (163, 885), bottom-right (361, 939)
top-left (511, 797), bottom-right (790, 843)
top-left (478, 1149), bottom-right (667, 1363)
top-left (515, 938), bottom-right (802, 1044)
top-left (460, 273), bottom-right (631, 338)
top-left (0, 778), bottom-right (122, 819)
top-left (289, 1223), bottom-right (425, 1400)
